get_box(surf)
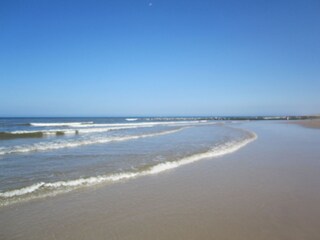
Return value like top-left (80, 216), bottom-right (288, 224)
top-left (0, 128), bottom-right (184, 155)
top-left (0, 128), bottom-right (257, 206)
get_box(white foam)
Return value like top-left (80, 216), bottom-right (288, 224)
top-left (0, 128), bottom-right (184, 155)
top-left (262, 116), bottom-right (282, 120)
top-left (48, 120), bottom-right (213, 128)
top-left (148, 131), bottom-right (257, 174)
top-left (30, 122), bottom-right (94, 127)
top-left (0, 129), bottom-right (257, 201)
top-left (0, 182), bottom-right (45, 198)
top-left (9, 125), bottom-right (151, 135)
top-left (126, 118), bottom-right (138, 121)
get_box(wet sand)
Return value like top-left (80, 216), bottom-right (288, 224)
top-left (1, 121), bottom-right (320, 240)
top-left (293, 119), bottom-right (320, 129)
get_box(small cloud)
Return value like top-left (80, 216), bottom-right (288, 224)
top-left (148, 2), bottom-right (153, 7)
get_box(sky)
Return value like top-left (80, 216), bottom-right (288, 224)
top-left (0, 0), bottom-right (319, 117)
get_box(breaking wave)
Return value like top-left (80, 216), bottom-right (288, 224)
top-left (126, 118), bottom-right (138, 121)
top-left (0, 131), bottom-right (46, 140)
top-left (4, 125), bottom-right (153, 138)
top-left (29, 120), bottom-right (211, 128)
top-left (2, 121), bottom-right (214, 140)
top-left (0, 128), bottom-right (184, 155)
top-left (0, 129), bottom-right (257, 206)
top-left (30, 122), bottom-right (94, 127)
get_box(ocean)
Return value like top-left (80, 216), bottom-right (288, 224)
top-left (0, 117), bottom-right (256, 206)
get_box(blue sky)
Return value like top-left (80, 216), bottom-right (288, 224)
top-left (1, 0), bottom-right (319, 116)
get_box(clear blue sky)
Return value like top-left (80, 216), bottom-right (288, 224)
top-left (1, 0), bottom-right (319, 116)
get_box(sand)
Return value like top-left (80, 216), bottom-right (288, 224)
top-left (1, 121), bottom-right (320, 240)
top-left (293, 119), bottom-right (320, 129)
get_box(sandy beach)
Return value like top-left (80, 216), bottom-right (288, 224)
top-left (293, 119), bottom-right (320, 129)
top-left (1, 121), bottom-right (320, 240)
top-left (2, 0), bottom-right (319, 238)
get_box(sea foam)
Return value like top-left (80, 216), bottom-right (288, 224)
top-left (0, 129), bottom-right (257, 206)
top-left (30, 122), bottom-right (94, 127)
top-left (126, 118), bottom-right (138, 121)
top-left (0, 128), bottom-right (184, 155)
top-left (30, 120), bottom-right (212, 128)
top-left (8, 125), bottom-right (152, 136)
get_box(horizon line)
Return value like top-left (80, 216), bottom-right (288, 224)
top-left (0, 114), bottom-right (319, 118)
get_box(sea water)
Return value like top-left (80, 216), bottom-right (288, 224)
top-left (0, 117), bottom-right (256, 206)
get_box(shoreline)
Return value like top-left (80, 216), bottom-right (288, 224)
top-left (0, 126), bottom-right (256, 207)
top-left (290, 119), bottom-right (320, 129)
top-left (1, 122), bottom-right (320, 239)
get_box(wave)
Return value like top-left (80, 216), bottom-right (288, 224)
top-left (1, 120), bottom-right (209, 140)
top-left (145, 117), bottom-right (210, 121)
top-left (0, 129), bottom-right (257, 206)
top-left (0, 128), bottom-right (184, 155)
top-left (79, 120), bottom-right (212, 128)
top-left (0, 131), bottom-right (45, 140)
top-left (126, 118), bottom-right (138, 121)
top-left (1, 121), bottom-right (213, 140)
top-left (30, 122), bottom-right (94, 127)
top-left (5, 125), bottom-right (154, 138)
top-left (29, 120), bottom-right (212, 128)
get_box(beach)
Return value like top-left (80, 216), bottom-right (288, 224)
top-left (1, 121), bottom-right (320, 240)
top-left (2, 0), bottom-right (320, 238)
top-left (293, 119), bottom-right (320, 129)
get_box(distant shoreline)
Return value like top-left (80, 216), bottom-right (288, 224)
top-left (292, 119), bottom-right (320, 129)
top-left (0, 115), bottom-right (319, 121)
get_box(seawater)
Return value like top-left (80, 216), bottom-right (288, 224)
top-left (0, 117), bottom-right (257, 206)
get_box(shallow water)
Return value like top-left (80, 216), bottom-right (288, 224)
top-left (0, 117), bottom-right (256, 206)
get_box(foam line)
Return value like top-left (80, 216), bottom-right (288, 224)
top-left (30, 120), bottom-right (213, 128)
top-left (0, 128), bottom-right (184, 155)
top-left (126, 118), bottom-right (138, 121)
top-left (30, 122), bottom-right (94, 127)
top-left (8, 125), bottom-right (152, 136)
top-left (0, 129), bottom-right (257, 205)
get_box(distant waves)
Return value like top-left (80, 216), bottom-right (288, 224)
top-left (0, 120), bottom-right (211, 140)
